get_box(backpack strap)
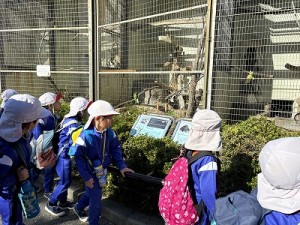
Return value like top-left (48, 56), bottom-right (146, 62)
top-left (56, 119), bottom-right (78, 133)
top-left (187, 150), bottom-right (217, 165)
top-left (186, 149), bottom-right (221, 191)
top-left (56, 144), bottom-right (66, 160)
top-left (188, 150), bottom-right (221, 184)
top-left (55, 119), bottom-right (79, 159)
top-left (101, 132), bottom-right (107, 164)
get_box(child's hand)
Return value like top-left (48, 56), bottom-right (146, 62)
top-left (17, 166), bottom-right (29, 182)
top-left (120, 167), bottom-right (134, 177)
top-left (85, 178), bottom-right (94, 188)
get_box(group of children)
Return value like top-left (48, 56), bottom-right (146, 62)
top-left (181, 109), bottom-right (300, 225)
top-left (0, 89), bottom-right (133, 225)
top-left (0, 88), bottom-right (299, 225)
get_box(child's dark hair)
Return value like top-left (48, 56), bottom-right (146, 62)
top-left (22, 119), bottom-right (38, 129)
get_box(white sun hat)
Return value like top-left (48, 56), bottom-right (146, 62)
top-left (184, 109), bottom-right (222, 151)
top-left (257, 137), bottom-right (300, 214)
top-left (39, 92), bottom-right (62, 106)
top-left (64, 97), bottom-right (92, 118)
top-left (1, 89), bottom-right (19, 108)
top-left (84, 100), bottom-right (120, 129)
top-left (0, 94), bottom-right (51, 142)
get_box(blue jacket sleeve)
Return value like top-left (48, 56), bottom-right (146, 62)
top-left (33, 119), bottom-right (45, 139)
top-left (33, 115), bottom-right (57, 139)
top-left (264, 211), bottom-right (300, 224)
top-left (108, 131), bottom-right (126, 170)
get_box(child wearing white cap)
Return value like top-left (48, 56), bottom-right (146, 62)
top-left (72, 100), bottom-right (134, 225)
top-left (257, 137), bottom-right (300, 224)
top-left (184, 109), bottom-right (222, 225)
top-left (38, 92), bottom-right (62, 114)
top-left (0, 89), bottom-right (18, 117)
top-left (45, 97), bottom-right (91, 217)
top-left (32, 92), bottom-right (62, 200)
top-left (0, 94), bottom-right (50, 225)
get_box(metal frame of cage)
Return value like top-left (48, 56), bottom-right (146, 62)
top-left (1, 0), bottom-right (299, 127)
top-left (0, 0), bottom-right (207, 111)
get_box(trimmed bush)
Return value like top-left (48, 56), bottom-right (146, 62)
top-left (122, 136), bottom-right (179, 177)
top-left (61, 104), bottom-right (300, 216)
top-left (56, 102), bottom-right (70, 122)
top-left (220, 116), bottom-right (300, 194)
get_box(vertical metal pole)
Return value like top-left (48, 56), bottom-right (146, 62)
top-left (203, 0), bottom-right (217, 109)
top-left (48, 0), bottom-right (56, 74)
top-left (88, 0), bottom-right (97, 101)
top-left (95, 0), bottom-right (101, 100)
top-left (120, 1), bottom-right (129, 69)
top-left (0, 35), bottom-right (2, 91)
top-left (88, 0), bottom-right (93, 100)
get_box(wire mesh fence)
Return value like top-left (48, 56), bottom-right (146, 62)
top-left (0, 0), bottom-right (90, 101)
top-left (98, 0), bottom-right (207, 113)
top-left (2, 0), bottom-right (300, 127)
top-left (0, 0), bottom-right (207, 114)
top-left (211, 0), bottom-right (300, 129)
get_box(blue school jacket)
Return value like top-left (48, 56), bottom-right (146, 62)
top-left (190, 155), bottom-right (218, 225)
top-left (74, 127), bottom-right (126, 182)
top-left (265, 211), bottom-right (300, 225)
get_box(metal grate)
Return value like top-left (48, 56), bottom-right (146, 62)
top-left (98, 0), bottom-right (207, 113)
top-left (210, 0), bottom-right (300, 129)
top-left (0, 0), bottom-right (90, 101)
top-left (0, 0), bottom-right (207, 113)
top-left (4, 0), bottom-right (297, 125)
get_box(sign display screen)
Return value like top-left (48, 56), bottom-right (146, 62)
top-left (171, 119), bottom-right (192, 145)
top-left (130, 114), bottom-right (174, 139)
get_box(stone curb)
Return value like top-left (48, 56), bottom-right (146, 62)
top-left (38, 176), bottom-right (164, 225)
top-left (68, 183), bottom-right (164, 225)
top-left (101, 197), bottom-right (164, 225)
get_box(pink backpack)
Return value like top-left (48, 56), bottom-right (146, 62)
top-left (158, 157), bottom-right (199, 225)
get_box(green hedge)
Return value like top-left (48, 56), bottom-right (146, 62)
top-left (106, 109), bottom-right (300, 215)
top-left (56, 104), bottom-right (300, 215)
top-left (220, 116), bottom-right (300, 194)
top-left (122, 136), bottom-right (179, 177)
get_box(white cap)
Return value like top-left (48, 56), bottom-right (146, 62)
top-left (84, 100), bottom-right (119, 129)
top-left (0, 94), bottom-right (51, 142)
top-left (257, 137), bottom-right (300, 214)
top-left (64, 97), bottom-right (92, 118)
top-left (39, 92), bottom-right (62, 106)
top-left (184, 109), bottom-right (222, 151)
top-left (1, 89), bottom-right (18, 108)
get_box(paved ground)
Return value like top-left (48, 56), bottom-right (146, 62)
top-left (0, 191), bottom-right (115, 225)
top-left (24, 192), bottom-right (115, 225)
top-left (1, 177), bottom-right (163, 225)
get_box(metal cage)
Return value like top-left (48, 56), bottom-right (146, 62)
top-left (210, 0), bottom-right (300, 129)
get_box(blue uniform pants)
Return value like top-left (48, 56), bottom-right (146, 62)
top-left (77, 178), bottom-right (102, 225)
top-left (0, 191), bottom-right (23, 225)
top-left (44, 166), bottom-right (55, 193)
top-left (49, 154), bottom-right (72, 204)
